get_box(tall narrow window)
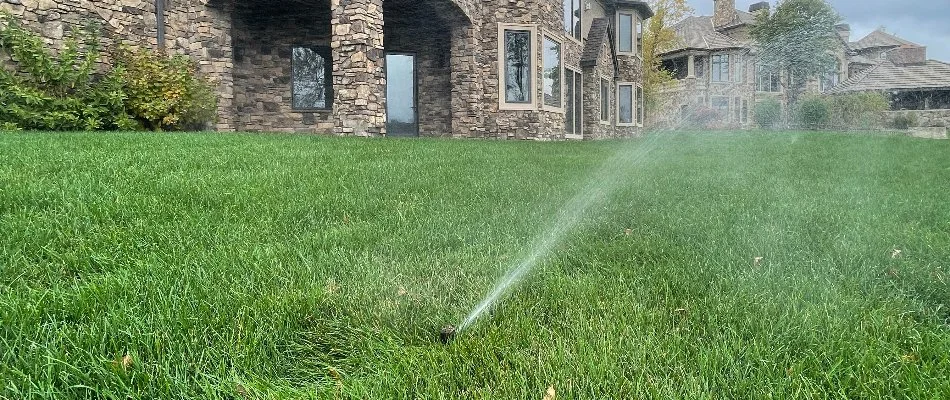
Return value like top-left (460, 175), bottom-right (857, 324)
top-left (501, 26), bottom-right (534, 106)
top-left (292, 46), bottom-right (333, 110)
top-left (636, 16), bottom-right (643, 56)
top-left (636, 85), bottom-right (644, 125)
top-left (600, 78), bottom-right (610, 122)
top-left (542, 36), bottom-right (562, 108)
top-left (820, 61), bottom-right (841, 92)
top-left (563, 0), bottom-right (582, 40)
top-left (741, 99), bottom-right (749, 123)
top-left (155, 0), bottom-right (165, 48)
top-left (618, 83), bottom-right (634, 125)
top-left (711, 54), bottom-right (729, 82)
top-left (618, 13), bottom-right (634, 54)
top-left (733, 54), bottom-right (744, 83)
top-left (565, 68), bottom-right (583, 137)
top-left (734, 97), bottom-right (741, 122)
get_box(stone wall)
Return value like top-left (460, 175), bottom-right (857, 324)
top-left (0, 0), bottom-right (234, 130)
top-left (887, 109), bottom-right (950, 128)
top-left (583, 40), bottom-right (618, 139)
top-left (231, 7), bottom-right (333, 133)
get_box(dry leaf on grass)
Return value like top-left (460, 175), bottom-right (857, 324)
top-left (325, 279), bottom-right (340, 294)
top-left (624, 228), bottom-right (632, 236)
top-left (753, 257), bottom-right (764, 267)
top-left (397, 287), bottom-right (408, 296)
top-left (542, 385), bottom-right (556, 400)
top-left (891, 249), bottom-right (902, 258)
top-left (121, 354), bottom-right (132, 370)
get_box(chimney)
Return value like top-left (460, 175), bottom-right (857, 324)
top-left (835, 24), bottom-right (851, 43)
top-left (713, 0), bottom-right (737, 28)
top-left (749, 2), bottom-right (770, 14)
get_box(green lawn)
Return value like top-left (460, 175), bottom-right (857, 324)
top-left (1, 131), bottom-right (948, 398)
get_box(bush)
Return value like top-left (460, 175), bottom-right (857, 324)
top-left (890, 112), bottom-right (918, 130)
top-left (0, 11), bottom-right (133, 131)
top-left (754, 98), bottom-right (783, 129)
top-left (115, 46), bottom-right (217, 131)
top-left (794, 95), bottom-right (830, 129)
top-left (827, 92), bottom-right (888, 130)
top-left (679, 105), bottom-right (721, 129)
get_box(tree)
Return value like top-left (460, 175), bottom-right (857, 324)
top-left (641, 0), bottom-right (692, 115)
top-left (750, 0), bottom-right (841, 119)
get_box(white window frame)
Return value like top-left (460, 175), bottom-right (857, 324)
top-left (565, 66), bottom-right (584, 139)
top-left (616, 82), bottom-right (636, 126)
top-left (498, 23), bottom-right (538, 111)
top-left (541, 32), bottom-right (565, 112)
top-left (617, 12), bottom-right (638, 56)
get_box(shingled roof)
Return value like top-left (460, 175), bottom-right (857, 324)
top-left (661, 15), bottom-right (745, 54)
top-left (827, 60), bottom-right (950, 94)
top-left (581, 17), bottom-right (612, 67)
top-left (850, 29), bottom-right (920, 51)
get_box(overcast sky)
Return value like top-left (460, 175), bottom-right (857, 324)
top-left (687, 0), bottom-right (950, 62)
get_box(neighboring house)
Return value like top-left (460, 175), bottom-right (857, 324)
top-left (0, 0), bottom-right (653, 139)
top-left (652, 0), bottom-right (947, 129)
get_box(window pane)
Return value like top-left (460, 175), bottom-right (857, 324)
top-left (711, 97), bottom-right (730, 117)
top-left (712, 54), bottom-right (729, 82)
top-left (574, 72), bottom-right (582, 134)
top-left (542, 37), bottom-right (561, 108)
top-left (619, 14), bottom-right (633, 53)
top-left (293, 47), bottom-right (330, 109)
top-left (601, 79), bottom-right (609, 121)
top-left (505, 30), bottom-right (532, 103)
top-left (565, 72), bottom-right (575, 133)
top-left (619, 85), bottom-right (633, 123)
top-left (572, 0), bottom-right (581, 40)
top-left (563, 0), bottom-right (572, 34)
top-left (636, 86), bottom-right (644, 124)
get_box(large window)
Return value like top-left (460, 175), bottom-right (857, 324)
top-left (733, 54), bottom-right (744, 83)
top-left (636, 85), bottom-right (644, 126)
top-left (499, 24), bottom-right (536, 109)
top-left (756, 65), bottom-right (781, 92)
top-left (565, 68), bottom-right (583, 137)
top-left (292, 46), bottom-right (333, 110)
top-left (711, 97), bottom-right (730, 120)
top-left (600, 78), bottom-right (610, 122)
top-left (618, 13), bottom-right (635, 54)
top-left (617, 83), bottom-right (635, 125)
top-left (542, 36), bottom-right (562, 108)
top-left (563, 0), bottom-right (582, 41)
top-left (711, 54), bottom-right (730, 82)
top-left (820, 61), bottom-right (842, 92)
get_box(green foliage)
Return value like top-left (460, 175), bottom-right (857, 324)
top-left (890, 112), bottom-right (918, 130)
top-left (0, 11), bottom-right (131, 131)
top-left (754, 97), bottom-right (783, 129)
top-left (115, 46), bottom-right (217, 131)
top-left (793, 95), bottom-right (830, 129)
top-left (827, 92), bottom-right (888, 129)
top-left (750, 0), bottom-right (842, 106)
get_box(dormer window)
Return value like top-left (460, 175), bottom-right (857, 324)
top-left (563, 0), bottom-right (582, 41)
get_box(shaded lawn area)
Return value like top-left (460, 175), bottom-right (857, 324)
top-left (0, 131), bottom-right (948, 398)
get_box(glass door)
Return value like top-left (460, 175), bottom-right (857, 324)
top-left (385, 53), bottom-right (418, 136)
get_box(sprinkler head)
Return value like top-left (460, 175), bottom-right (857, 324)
top-left (439, 325), bottom-right (457, 344)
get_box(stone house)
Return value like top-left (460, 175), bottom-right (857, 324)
top-left (651, 0), bottom-right (947, 129)
top-left (0, 0), bottom-right (653, 139)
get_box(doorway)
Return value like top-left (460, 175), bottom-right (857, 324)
top-left (385, 53), bottom-right (418, 136)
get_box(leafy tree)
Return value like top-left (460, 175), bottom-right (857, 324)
top-left (642, 0), bottom-right (692, 113)
top-left (750, 0), bottom-right (841, 117)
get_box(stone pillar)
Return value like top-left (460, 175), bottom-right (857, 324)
top-left (330, 0), bottom-right (387, 136)
top-left (450, 22), bottom-right (484, 138)
top-left (687, 54), bottom-right (695, 78)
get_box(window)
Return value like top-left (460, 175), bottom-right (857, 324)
top-left (734, 97), bottom-right (741, 122)
top-left (756, 65), bottom-right (781, 92)
top-left (618, 13), bottom-right (635, 54)
top-left (636, 16), bottom-right (643, 56)
top-left (617, 83), bottom-right (635, 125)
top-left (733, 54), bottom-right (744, 83)
top-left (711, 97), bottom-right (730, 120)
top-left (498, 24), bottom-right (536, 109)
top-left (741, 99), bottom-right (749, 123)
top-left (155, 0), bottom-right (166, 48)
top-left (636, 85), bottom-right (644, 126)
top-left (542, 36), bottom-right (562, 108)
top-left (563, 0), bottom-right (582, 41)
top-left (292, 46), bottom-right (333, 110)
top-left (711, 54), bottom-right (730, 82)
top-left (565, 68), bottom-right (583, 137)
top-left (600, 78), bottom-right (610, 122)
top-left (820, 61), bottom-right (841, 92)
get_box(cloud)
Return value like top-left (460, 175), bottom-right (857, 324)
top-left (685, 0), bottom-right (950, 61)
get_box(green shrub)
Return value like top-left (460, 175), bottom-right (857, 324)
top-left (115, 46), bottom-right (217, 131)
top-left (890, 112), bottom-right (918, 130)
top-left (754, 98), bottom-right (783, 129)
top-left (0, 11), bottom-right (132, 131)
top-left (794, 95), bottom-right (830, 129)
top-left (827, 92), bottom-right (888, 129)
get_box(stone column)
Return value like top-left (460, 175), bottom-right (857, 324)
top-left (331, 0), bottom-right (387, 136)
top-left (450, 22), bottom-right (484, 138)
top-left (687, 54), bottom-right (696, 78)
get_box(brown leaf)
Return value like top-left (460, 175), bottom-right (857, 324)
top-left (542, 385), bottom-right (556, 400)
top-left (121, 354), bottom-right (132, 370)
top-left (397, 287), bottom-right (408, 296)
top-left (623, 228), bottom-right (633, 236)
top-left (753, 257), bottom-right (764, 267)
